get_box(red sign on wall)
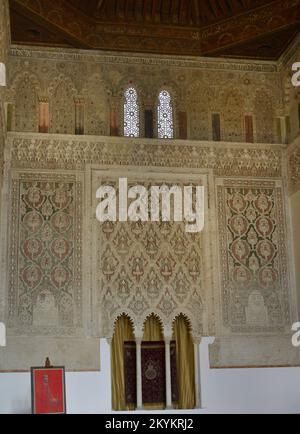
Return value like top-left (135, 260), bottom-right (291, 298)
top-left (31, 367), bottom-right (66, 414)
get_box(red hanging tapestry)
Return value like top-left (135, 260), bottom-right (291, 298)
top-left (141, 341), bottom-right (166, 406)
top-left (124, 341), bottom-right (137, 406)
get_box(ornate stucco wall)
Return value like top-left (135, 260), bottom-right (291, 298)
top-left (279, 33), bottom-right (300, 145)
top-left (1, 37), bottom-right (300, 370)
top-left (4, 45), bottom-right (285, 143)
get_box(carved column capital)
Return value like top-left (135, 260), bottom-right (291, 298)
top-left (193, 337), bottom-right (202, 346)
top-left (38, 96), bottom-right (49, 104)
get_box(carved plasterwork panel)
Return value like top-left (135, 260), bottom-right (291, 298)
top-left (82, 74), bottom-right (109, 136)
top-left (288, 139), bottom-right (300, 194)
top-left (187, 82), bottom-right (213, 141)
top-left (49, 75), bottom-right (77, 134)
top-left (92, 171), bottom-right (211, 339)
top-left (217, 179), bottom-right (291, 333)
top-left (11, 72), bottom-right (40, 133)
top-left (279, 35), bottom-right (300, 143)
top-left (254, 89), bottom-right (275, 144)
top-left (222, 88), bottom-right (245, 143)
top-left (8, 172), bottom-right (83, 336)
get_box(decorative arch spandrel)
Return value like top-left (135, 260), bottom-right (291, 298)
top-left (49, 75), bottom-right (77, 134)
top-left (11, 71), bottom-right (41, 133)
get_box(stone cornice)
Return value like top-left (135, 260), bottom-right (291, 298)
top-left (7, 132), bottom-right (283, 178)
top-left (10, 45), bottom-right (278, 73)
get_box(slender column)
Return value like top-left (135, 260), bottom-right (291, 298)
top-left (165, 338), bottom-right (172, 409)
top-left (194, 338), bottom-right (201, 408)
top-left (136, 338), bottom-right (143, 410)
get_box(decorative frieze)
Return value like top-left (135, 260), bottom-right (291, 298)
top-left (7, 133), bottom-right (283, 178)
top-left (10, 46), bottom-right (278, 74)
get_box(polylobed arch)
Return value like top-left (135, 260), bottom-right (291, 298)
top-left (172, 312), bottom-right (193, 328)
top-left (142, 313), bottom-right (164, 341)
top-left (111, 311), bottom-right (136, 338)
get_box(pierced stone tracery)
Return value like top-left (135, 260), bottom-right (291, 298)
top-left (157, 90), bottom-right (174, 139)
top-left (124, 87), bottom-right (140, 138)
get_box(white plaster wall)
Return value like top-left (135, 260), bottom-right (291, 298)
top-left (1, 338), bottom-right (300, 414)
top-left (0, 339), bottom-right (112, 414)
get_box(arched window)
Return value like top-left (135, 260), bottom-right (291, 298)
top-left (124, 87), bottom-right (140, 137)
top-left (158, 90), bottom-right (174, 139)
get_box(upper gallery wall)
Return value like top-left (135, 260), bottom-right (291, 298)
top-left (2, 43), bottom-right (289, 145)
top-left (281, 34), bottom-right (300, 175)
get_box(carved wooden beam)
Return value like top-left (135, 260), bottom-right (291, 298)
top-left (10, 0), bottom-right (300, 56)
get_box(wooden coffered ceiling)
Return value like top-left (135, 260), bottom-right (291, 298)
top-left (9, 0), bottom-right (300, 60)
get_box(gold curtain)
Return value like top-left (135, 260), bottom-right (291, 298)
top-left (173, 316), bottom-right (196, 409)
top-left (143, 315), bottom-right (164, 341)
top-left (111, 315), bottom-right (135, 411)
top-left (143, 315), bottom-right (165, 410)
